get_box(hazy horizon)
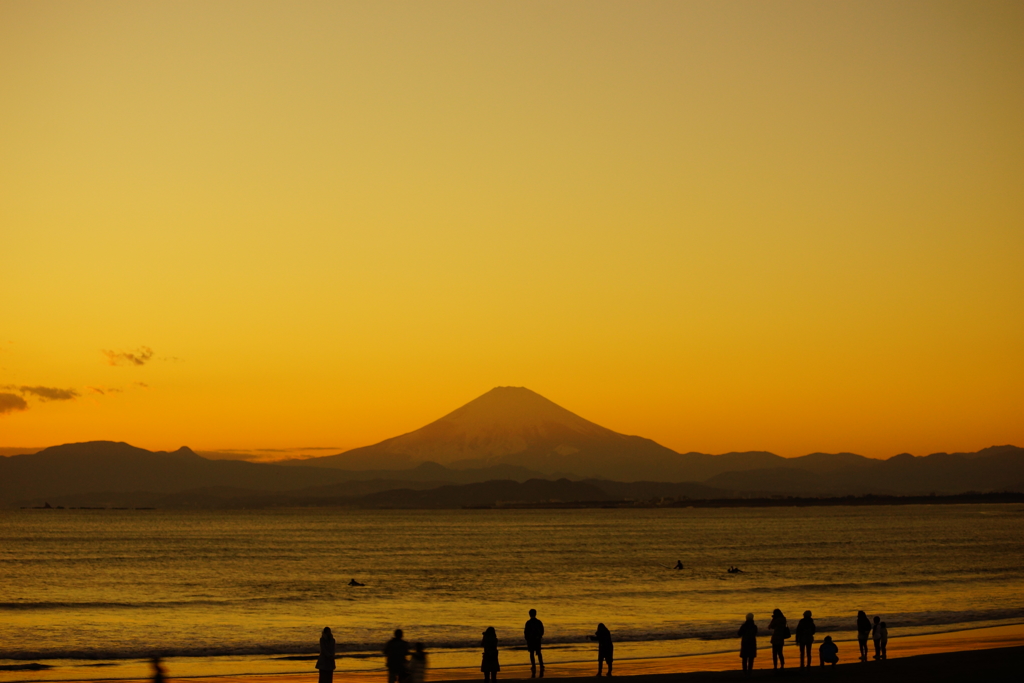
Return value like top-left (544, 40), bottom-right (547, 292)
top-left (1, 385), bottom-right (1018, 464)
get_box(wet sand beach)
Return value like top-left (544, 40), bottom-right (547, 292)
top-left (264, 624), bottom-right (1024, 682)
top-left (38, 623), bottom-right (1023, 683)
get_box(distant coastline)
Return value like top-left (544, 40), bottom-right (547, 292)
top-left (463, 491), bottom-right (1024, 510)
top-left (14, 491), bottom-right (1024, 511)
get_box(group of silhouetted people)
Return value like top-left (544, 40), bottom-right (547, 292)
top-left (856, 610), bottom-right (889, 662)
top-left (313, 607), bottom-right (890, 682)
top-left (475, 608), bottom-right (607, 681)
top-left (316, 608), bottom-right (613, 683)
top-left (737, 609), bottom-right (889, 675)
top-left (315, 627), bottom-right (424, 683)
top-left (382, 630), bottom-right (427, 683)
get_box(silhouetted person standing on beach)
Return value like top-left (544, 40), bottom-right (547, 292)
top-left (317, 628), bottom-right (336, 683)
top-left (588, 623), bottom-right (613, 676)
top-left (524, 609), bottom-right (545, 677)
top-left (856, 611), bottom-right (871, 661)
top-left (819, 636), bottom-right (838, 667)
top-left (795, 610), bottom-right (816, 669)
top-left (481, 627), bottom-right (500, 682)
top-left (879, 622), bottom-right (888, 660)
top-left (768, 608), bottom-right (788, 670)
top-left (738, 613), bottom-right (757, 674)
top-left (872, 616), bottom-right (883, 660)
top-left (384, 629), bottom-right (410, 683)
top-left (151, 657), bottom-right (165, 683)
top-left (408, 643), bottom-right (427, 683)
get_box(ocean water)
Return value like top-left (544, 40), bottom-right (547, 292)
top-left (1, 505), bottom-right (1023, 681)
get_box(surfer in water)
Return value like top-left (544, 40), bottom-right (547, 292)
top-left (728, 566), bottom-right (744, 574)
top-left (349, 578), bottom-right (365, 586)
top-left (674, 560), bottom-right (684, 570)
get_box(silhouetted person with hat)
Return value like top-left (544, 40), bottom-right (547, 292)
top-left (795, 610), bottom-right (816, 668)
top-left (317, 627), bottom-right (336, 683)
top-left (738, 613), bottom-right (757, 674)
top-left (481, 627), bottom-right (500, 682)
top-left (384, 629), bottom-right (409, 683)
top-left (524, 609), bottom-right (545, 677)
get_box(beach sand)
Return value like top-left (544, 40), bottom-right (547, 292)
top-left (57, 623), bottom-right (1024, 683)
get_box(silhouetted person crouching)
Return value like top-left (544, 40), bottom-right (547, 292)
top-left (317, 627), bottom-right (336, 683)
top-left (384, 629), bottom-right (409, 683)
top-left (524, 609), bottom-right (545, 677)
top-left (481, 627), bottom-right (500, 682)
top-left (768, 608), bottom-right (788, 669)
top-left (795, 610), bottom-right (816, 669)
top-left (588, 623), bottom-right (613, 676)
top-left (738, 613), bottom-right (757, 674)
top-left (819, 636), bottom-right (838, 667)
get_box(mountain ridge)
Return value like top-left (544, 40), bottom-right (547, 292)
top-left (2, 385), bottom-right (1022, 506)
top-left (3, 439), bottom-right (1022, 507)
top-left (288, 387), bottom-right (895, 481)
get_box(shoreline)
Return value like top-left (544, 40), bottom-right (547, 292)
top-left (7, 623), bottom-right (1023, 683)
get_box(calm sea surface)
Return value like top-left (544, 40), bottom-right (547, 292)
top-left (1, 506), bottom-right (1023, 681)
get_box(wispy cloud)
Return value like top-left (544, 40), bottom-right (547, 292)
top-left (103, 346), bottom-right (154, 367)
top-left (0, 393), bottom-right (28, 415)
top-left (18, 386), bottom-right (80, 401)
top-left (86, 386), bottom-right (122, 396)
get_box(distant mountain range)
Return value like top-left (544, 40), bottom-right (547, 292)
top-left (1, 387), bottom-right (1022, 507)
top-left (284, 387), bottom-right (1024, 491)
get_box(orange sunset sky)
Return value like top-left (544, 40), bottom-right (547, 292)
top-left (1, 1), bottom-right (1022, 459)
